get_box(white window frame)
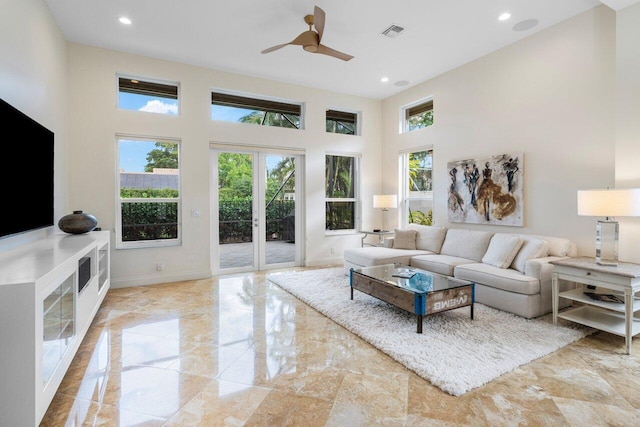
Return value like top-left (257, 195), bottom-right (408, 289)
top-left (115, 135), bottom-right (182, 249)
top-left (325, 152), bottom-right (361, 235)
top-left (399, 147), bottom-right (433, 227)
top-left (325, 108), bottom-right (361, 135)
top-left (400, 96), bottom-right (433, 134)
top-left (116, 74), bottom-right (180, 115)
top-left (210, 88), bottom-right (305, 130)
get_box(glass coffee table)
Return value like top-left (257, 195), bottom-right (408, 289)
top-left (350, 264), bottom-right (475, 333)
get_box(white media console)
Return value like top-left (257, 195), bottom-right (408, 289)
top-left (0, 230), bottom-right (110, 426)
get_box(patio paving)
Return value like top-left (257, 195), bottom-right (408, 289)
top-left (219, 240), bottom-right (296, 269)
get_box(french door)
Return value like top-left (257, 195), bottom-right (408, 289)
top-left (212, 148), bottom-right (303, 273)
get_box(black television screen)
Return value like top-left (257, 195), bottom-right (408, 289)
top-left (0, 98), bottom-right (54, 239)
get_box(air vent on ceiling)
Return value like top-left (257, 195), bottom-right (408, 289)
top-left (381, 24), bottom-right (406, 38)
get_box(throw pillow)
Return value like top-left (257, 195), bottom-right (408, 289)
top-left (482, 234), bottom-right (524, 269)
top-left (407, 224), bottom-right (447, 253)
top-left (510, 238), bottom-right (549, 273)
top-left (393, 229), bottom-right (417, 250)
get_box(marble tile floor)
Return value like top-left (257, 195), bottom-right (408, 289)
top-left (41, 266), bottom-right (640, 426)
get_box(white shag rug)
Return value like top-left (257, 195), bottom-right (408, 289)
top-left (267, 267), bottom-right (594, 396)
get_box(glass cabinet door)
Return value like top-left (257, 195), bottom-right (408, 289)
top-left (42, 274), bottom-right (75, 385)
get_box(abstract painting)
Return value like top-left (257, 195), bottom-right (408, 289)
top-left (447, 153), bottom-right (523, 226)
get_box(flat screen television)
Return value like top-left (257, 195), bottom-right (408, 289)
top-left (0, 98), bottom-right (54, 239)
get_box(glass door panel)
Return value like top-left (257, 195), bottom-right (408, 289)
top-left (217, 152), bottom-right (256, 270)
top-left (264, 155), bottom-right (296, 266)
top-left (214, 149), bottom-right (301, 273)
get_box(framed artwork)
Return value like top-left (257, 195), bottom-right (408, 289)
top-left (447, 153), bottom-right (523, 226)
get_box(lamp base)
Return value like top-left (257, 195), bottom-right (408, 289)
top-left (595, 219), bottom-right (619, 266)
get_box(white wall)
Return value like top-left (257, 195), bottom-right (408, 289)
top-left (66, 44), bottom-right (382, 286)
top-left (5, 1), bottom-right (638, 285)
top-left (615, 2), bottom-right (640, 263)
top-left (381, 6), bottom-right (616, 256)
top-left (0, 0), bottom-right (69, 252)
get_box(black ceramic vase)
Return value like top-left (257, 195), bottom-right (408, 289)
top-left (58, 210), bottom-right (98, 234)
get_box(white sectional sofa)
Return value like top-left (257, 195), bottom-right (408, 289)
top-left (344, 224), bottom-right (577, 319)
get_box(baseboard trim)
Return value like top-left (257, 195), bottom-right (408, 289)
top-left (110, 269), bottom-right (212, 288)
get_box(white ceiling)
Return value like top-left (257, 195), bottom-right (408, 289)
top-left (45, 0), bottom-right (628, 100)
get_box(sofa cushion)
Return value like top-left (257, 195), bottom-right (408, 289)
top-left (344, 247), bottom-right (432, 268)
top-left (482, 234), bottom-right (524, 269)
top-left (510, 237), bottom-right (549, 274)
top-left (454, 263), bottom-right (540, 295)
top-left (393, 228), bottom-right (417, 250)
top-left (407, 224), bottom-right (447, 253)
top-left (439, 229), bottom-right (493, 262)
top-left (536, 236), bottom-right (572, 257)
top-left (410, 254), bottom-right (476, 276)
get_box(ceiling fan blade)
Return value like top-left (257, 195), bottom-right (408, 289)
top-left (261, 31), bottom-right (316, 54)
top-left (317, 44), bottom-right (354, 61)
top-left (314, 5), bottom-right (325, 43)
top-left (261, 43), bottom-right (289, 54)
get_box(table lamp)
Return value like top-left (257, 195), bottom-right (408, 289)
top-left (577, 188), bottom-right (640, 266)
top-left (373, 194), bottom-right (397, 232)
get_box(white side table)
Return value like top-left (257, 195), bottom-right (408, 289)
top-left (551, 257), bottom-right (640, 355)
top-left (359, 230), bottom-right (394, 247)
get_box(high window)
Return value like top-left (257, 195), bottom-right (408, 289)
top-left (211, 91), bottom-right (302, 129)
top-left (325, 154), bottom-right (359, 232)
top-left (403, 98), bottom-right (433, 132)
top-left (326, 109), bottom-right (358, 135)
top-left (116, 136), bottom-right (181, 249)
top-left (400, 148), bottom-right (433, 226)
top-left (117, 76), bottom-right (179, 115)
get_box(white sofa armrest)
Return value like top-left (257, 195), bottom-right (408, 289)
top-left (524, 256), bottom-right (567, 279)
top-left (525, 256), bottom-right (573, 313)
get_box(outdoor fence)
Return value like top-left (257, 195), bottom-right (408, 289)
top-left (120, 199), bottom-right (295, 243)
top-left (218, 199), bottom-right (295, 243)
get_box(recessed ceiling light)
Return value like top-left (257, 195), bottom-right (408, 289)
top-left (498, 12), bottom-right (511, 21)
top-left (119, 17), bottom-right (132, 25)
top-left (381, 77), bottom-right (389, 83)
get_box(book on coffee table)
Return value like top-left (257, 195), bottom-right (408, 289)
top-left (392, 271), bottom-right (416, 279)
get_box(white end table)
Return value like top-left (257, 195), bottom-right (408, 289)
top-left (551, 257), bottom-right (640, 355)
top-left (359, 230), bottom-right (394, 247)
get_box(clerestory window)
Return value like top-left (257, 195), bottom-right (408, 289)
top-left (326, 109), bottom-right (358, 135)
top-left (403, 98), bottom-right (433, 132)
top-left (211, 91), bottom-right (302, 129)
top-left (117, 76), bottom-right (179, 115)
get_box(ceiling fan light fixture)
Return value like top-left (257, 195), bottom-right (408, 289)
top-left (304, 45), bottom-right (318, 52)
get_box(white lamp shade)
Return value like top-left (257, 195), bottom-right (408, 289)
top-left (577, 189), bottom-right (640, 217)
top-left (373, 194), bottom-right (397, 209)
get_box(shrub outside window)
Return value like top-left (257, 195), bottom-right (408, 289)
top-left (117, 76), bottom-right (179, 115)
top-left (326, 154), bottom-right (359, 232)
top-left (116, 136), bottom-right (181, 249)
top-left (211, 91), bottom-right (302, 129)
top-left (326, 109), bottom-right (357, 135)
top-left (403, 98), bottom-right (433, 132)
